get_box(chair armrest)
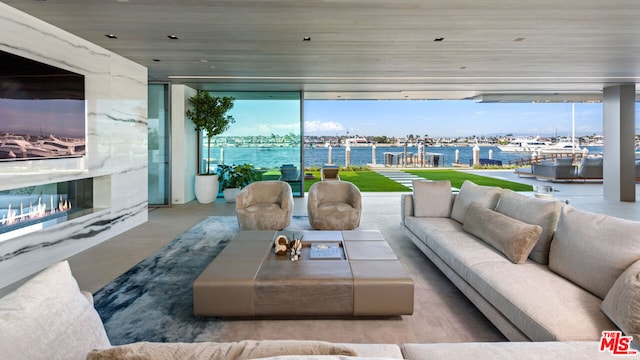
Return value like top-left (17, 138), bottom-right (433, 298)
top-left (349, 186), bottom-right (362, 209)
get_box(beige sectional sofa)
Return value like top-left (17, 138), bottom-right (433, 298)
top-left (401, 180), bottom-right (640, 343)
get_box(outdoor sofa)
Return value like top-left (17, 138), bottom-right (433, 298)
top-left (516, 156), bottom-right (609, 181)
top-left (401, 180), bottom-right (640, 345)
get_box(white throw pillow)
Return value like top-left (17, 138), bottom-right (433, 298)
top-left (602, 259), bottom-right (640, 342)
top-left (450, 180), bottom-right (502, 224)
top-left (0, 261), bottom-right (111, 360)
top-left (495, 190), bottom-right (563, 264)
top-left (549, 206), bottom-right (640, 299)
top-left (411, 180), bottom-right (453, 217)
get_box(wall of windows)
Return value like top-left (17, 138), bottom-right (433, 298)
top-left (200, 91), bottom-right (303, 196)
top-left (148, 83), bottom-right (171, 206)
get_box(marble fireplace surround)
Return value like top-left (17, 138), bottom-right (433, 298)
top-left (0, 3), bottom-right (149, 290)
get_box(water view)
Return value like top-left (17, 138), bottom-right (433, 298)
top-left (208, 145), bottom-right (604, 170)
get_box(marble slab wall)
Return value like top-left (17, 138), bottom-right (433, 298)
top-left (0, 3), bottom-right (148, 289)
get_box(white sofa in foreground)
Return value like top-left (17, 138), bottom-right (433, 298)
top-left (401, 180), bottom-right (640, 343)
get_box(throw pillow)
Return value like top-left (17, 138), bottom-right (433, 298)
top-left (601, 259), bottom-right (640, 342)
top-left (450, 180), bottom-right (502, 224)
top-left (549, 206), bottom-right (640, 299)
top-left (411, 180), bottom-right (453, 217)
top-left (495, 189), bottom-right (563, 264)
top-left (87, 340), bottom-right (358, 360)
top-left (462, 202), bottom-right (542, 264)
top-left (0, 261), bottom-right (111, 360)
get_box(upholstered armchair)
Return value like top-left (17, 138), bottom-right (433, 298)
top-left (236, 181), bottom-right (294, 230)
top-left (307, 181), bottom-right (362, 230)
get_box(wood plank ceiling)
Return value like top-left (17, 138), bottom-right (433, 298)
top-left (4, 0), bottom-right (640, 100)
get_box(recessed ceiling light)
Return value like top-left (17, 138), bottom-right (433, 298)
top-left (303, 36), bottom-right (311, 41)
top-left (105, 34), bottom-right (118, 39)
top-left (167, 34), bottom-right (179, 40)
top-left (200, 59), bottom-right (208, 63)
top-left (514, 37), bottom-right (526, 42)
top-left (434, 37), bottom-right (445, 42)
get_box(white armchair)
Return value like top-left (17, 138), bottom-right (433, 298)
top-left (236, 181), bottom-right (294, 230)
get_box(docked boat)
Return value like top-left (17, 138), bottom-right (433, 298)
top-left (0, 134), bottom-right (37, 159)
top-left (540, 141), bottom-right (582, 154)
top-left (33, 135), bottom-right (86, 157)
top-left (497, 138), bottom-right (552, 152)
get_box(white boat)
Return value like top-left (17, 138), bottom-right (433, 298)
top-left (33, 135), bottom-right (86, 157)
top-left (497, 138), bottom-right (552, 152)
top-left (0, 135), bottom-right (37, 159)
top-left (540, 141), bottom-right (582, 154)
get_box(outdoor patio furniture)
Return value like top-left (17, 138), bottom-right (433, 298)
top-left (577, 157), bottom-right (603, 179)
top-left (236, 181), bottom-right (294, 230)
top-left (308, 181), bottom-right (362, 230)
top-left (321, 164), bottom-right (340, 180)
top-left (531, 158), bottom-right (577, 180)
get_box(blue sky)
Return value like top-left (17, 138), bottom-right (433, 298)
top-left (223, 98), bottom-right (638, 138)
top-left (304, 100), bottom-right (613, 138)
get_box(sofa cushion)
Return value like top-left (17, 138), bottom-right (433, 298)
top-left (462, 203), bottom-right (542, 264)
top-left (411, 180), bottom-right (452, 217)
top-left (86, 340), bottom-right (358, 360)
top-left (467, 261), bottom-right (617, 341)
top-left (549, 206), bottom-right (640, 299)
top-left (601, 258), bottom-right (640, 340)
top-left (495, 190), bottom-right (563, 264)
top-left (402, 342), bottom-right (616, 360)
top-left (0, 261), bottom-right (111, 360)
top-left (450, 181), bottom-right (502, 224)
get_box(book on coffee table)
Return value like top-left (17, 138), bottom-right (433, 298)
top-left (309, 242), bottom-right (343, 260)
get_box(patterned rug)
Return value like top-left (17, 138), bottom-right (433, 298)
top-left (93, 216), bottom-right (312, 345)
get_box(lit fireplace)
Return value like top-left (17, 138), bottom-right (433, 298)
top-left (0, 178), bottom-right (92, 242)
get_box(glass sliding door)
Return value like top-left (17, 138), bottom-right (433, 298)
top-left (200, 91), bottom-right (303, 196)
top-left (148, 83), bottom-right (171, 206)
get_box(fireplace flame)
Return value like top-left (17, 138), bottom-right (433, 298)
top-left (1, 195), bottom-right (71, 227)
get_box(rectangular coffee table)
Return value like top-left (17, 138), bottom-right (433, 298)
top-left (193, 229), bottom-right (414, 317)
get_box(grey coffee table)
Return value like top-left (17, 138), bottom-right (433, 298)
top-left (193, 229), bottom-right (414, 317)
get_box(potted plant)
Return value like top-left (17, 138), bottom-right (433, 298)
top-left (219, 163), bottom-right (258, 202)
top-left (185, 91), bottom-right (235, 203)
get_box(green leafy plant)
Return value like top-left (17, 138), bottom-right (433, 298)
top-left (185, 91), bottom-right (235, 175)
top-left (219, 163), bottom-right (258, 189)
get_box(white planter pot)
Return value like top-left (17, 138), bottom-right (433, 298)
top-left (223, 188), bottom-right (241, 203)
top-left (194, 174), bottom-right (219, 204)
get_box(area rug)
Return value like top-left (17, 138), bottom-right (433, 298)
top-left (93, 215), bottom-right (312, 345)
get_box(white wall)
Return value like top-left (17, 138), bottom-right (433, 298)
top-left (0, 3), bottom-right (148, 289)
top-left (170, 85), bottom-right (197, 204)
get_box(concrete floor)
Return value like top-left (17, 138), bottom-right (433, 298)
top-left (69, 169), bottom-right (640, 293)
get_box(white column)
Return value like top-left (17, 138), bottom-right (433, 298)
top-left (345, 145), bottom-right (351, 167)
top-left (472, 144), bottom-right (480, 166)
top-left (603, 85), bottom-right (636, 202)
top-left (371, 144), bottom-right (377, 165)
top-left (327, 145), bottom-right (333, 165)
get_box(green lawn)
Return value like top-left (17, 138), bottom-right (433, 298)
top-left (404, 169), bottom-right (533, 191)
top-left (303, 171), bottom-right (410, 192)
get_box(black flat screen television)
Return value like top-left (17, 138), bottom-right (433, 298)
top-left (0, 50), bottom-right (85, 161)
